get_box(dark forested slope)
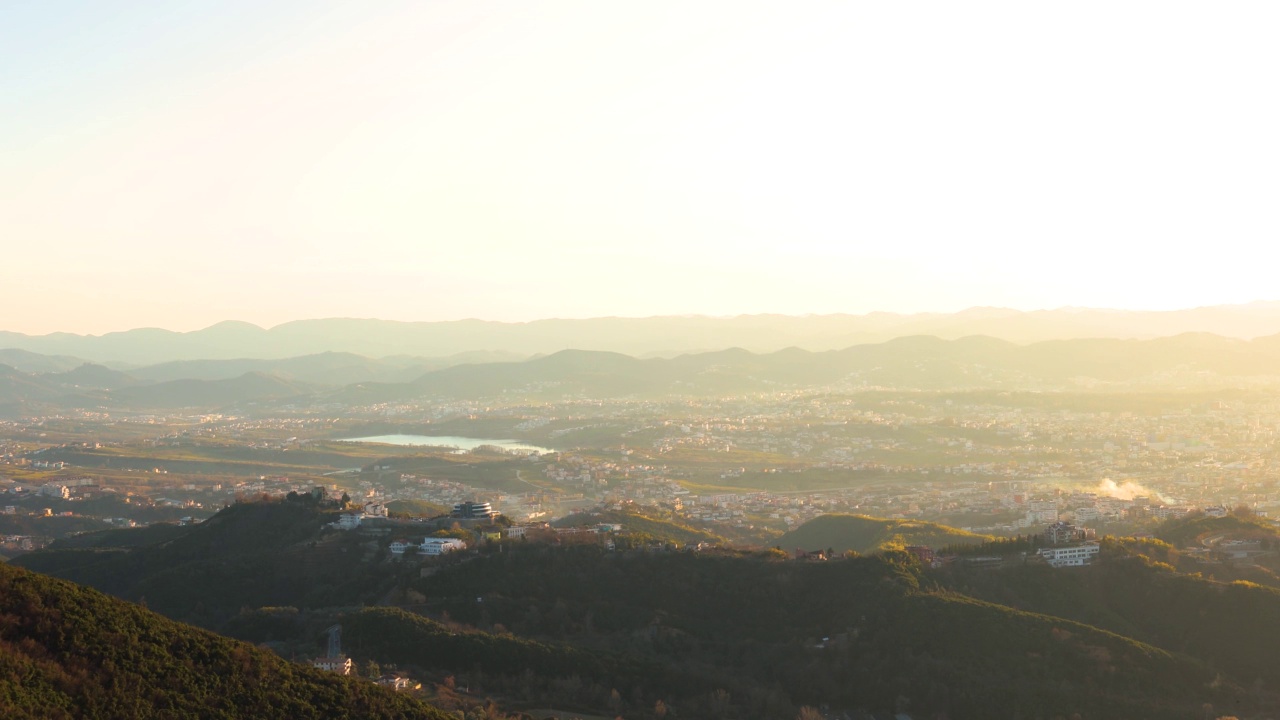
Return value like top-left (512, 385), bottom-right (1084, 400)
top-left (0, 562), bottom-right (450, 720)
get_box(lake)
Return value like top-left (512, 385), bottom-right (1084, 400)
top-left (338, 434), bottom-right (553, 454)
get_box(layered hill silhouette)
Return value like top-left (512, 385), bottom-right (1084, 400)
top-left (0, 562), bottom-right (450, 719)
top-left (9, 303), bottom-right (1280, 364)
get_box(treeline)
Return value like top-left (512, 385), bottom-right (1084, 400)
top-left (937, 533), bottom-right (1047, 556)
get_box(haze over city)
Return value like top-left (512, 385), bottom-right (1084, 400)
top-left (4, 1), bottom-right (1279, 334)
top-left (8, 4), bottom-right (1280, 720)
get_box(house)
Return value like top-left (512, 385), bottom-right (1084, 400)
top-left (376, 675), bottom-right (418, 691)
top-left (905, 545), bottom-right (936, 566)
top-left (336, 513), bottom-right (362, 530)
top-left (389, 539), bottom-right (416, 555)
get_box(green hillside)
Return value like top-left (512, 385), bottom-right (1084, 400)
top-left (938, 539), bottom-right (1280, 705)
top-left (18, 501), bottom-right (1280, 718)
top-left (0, 562), bottom-right (450, 720)
top-left (775, 513), bottom-right (991, 554)
top-left (1154, 512), bottom-right (1280, 547)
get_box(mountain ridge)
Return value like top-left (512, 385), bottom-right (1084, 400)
top-left (11, 303), bottom-right (1280, 364)
top-left (9, 331), bottom-right (1280, 412)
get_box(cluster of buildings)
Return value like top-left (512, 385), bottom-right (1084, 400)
top-left (1, 533), bottom-right (49, 553)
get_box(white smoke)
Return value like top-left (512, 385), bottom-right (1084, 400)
top-left (1095, 478), bottom-right (1156, 502)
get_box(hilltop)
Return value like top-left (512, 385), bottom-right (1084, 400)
top-left (12, 501), bottom-right (396, 629)
top-left (0, 562), bottom-right (450, 720)
top-left (775, 513), bottom-right (992, 554)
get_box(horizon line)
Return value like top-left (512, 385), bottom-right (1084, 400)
top-left (8, 300), bottom-right (1280, 338)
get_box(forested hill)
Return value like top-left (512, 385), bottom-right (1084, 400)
top-left (0, 562), bottom-right (450, 720)
top-left (402, 544), bottom-right (1256, 719)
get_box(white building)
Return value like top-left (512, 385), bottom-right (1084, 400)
top-left (1074, 507), bottom-right (1100, 523)
top-left (39, 483), bottom-right (70, 499)
top-left (390, 537), bottom-right (466, 556)
top-left (419, 538), bottom-right (466, 555)
top-left (335, 513), bottom-right (362, 530)
top-left (312, 656), bottom-right (353, 675)
top-left (1039, 542), bottom-right (1100, 568)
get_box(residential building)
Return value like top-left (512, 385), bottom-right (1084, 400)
top-left (1044, 521), bottom-right (1080, 545)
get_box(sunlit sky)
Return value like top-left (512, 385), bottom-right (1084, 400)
top-left (3, 1), bottom-right (1278, 335)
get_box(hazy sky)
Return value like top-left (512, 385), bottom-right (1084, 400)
top-left (3, 2), bottom-right (1278, 335)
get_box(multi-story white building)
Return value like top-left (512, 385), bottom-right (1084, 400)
top-left (390, 537), bottom-right (467, 555)
top-left (1039, 542), bottom-right (1100, 568)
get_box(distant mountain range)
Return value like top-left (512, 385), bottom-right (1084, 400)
top-left (6, 331), bottom-right (1280, 414)
top-left (9, 303), bottom-right (1280, 364)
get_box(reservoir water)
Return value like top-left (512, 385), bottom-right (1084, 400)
top-left (338, 434), bottom-right (553, 454)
